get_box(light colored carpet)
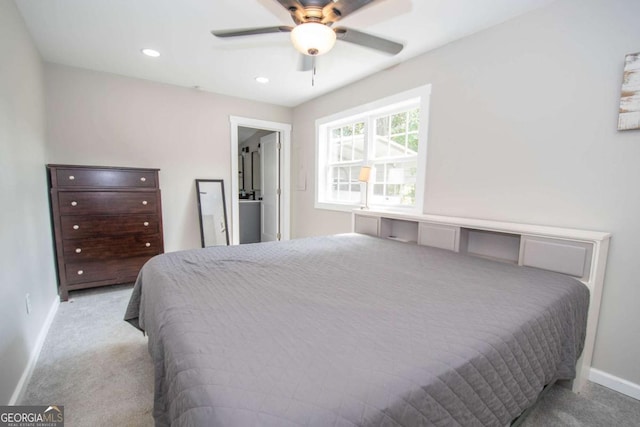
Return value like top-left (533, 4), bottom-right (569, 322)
top-left (21, 285), bottom-right (640, 426)
top-left (520, 381), bottom-right (640, 426)
top-left (21, 285), bottom-right (154, 426)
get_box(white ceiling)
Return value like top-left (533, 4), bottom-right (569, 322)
top-left (16, 0), bottom-right (554, 107)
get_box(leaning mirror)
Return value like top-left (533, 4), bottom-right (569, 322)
top-left (195, 179), bottom-right (229, 247)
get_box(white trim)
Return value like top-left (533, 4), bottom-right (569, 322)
top-left (229, 116), bottom-right (292, 245)
top-left (315, 85), bottom-right (431, 213)
top-left (315, 85), bottom-right (432, 127)
top-left (589, 368), bottom-right (640, 400)
top-left (316, 201), bottom-right (363, 213)
top-left (9, 297), bottom-right (59, 404)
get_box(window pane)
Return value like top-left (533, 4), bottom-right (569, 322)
top-left (391, 113), bottom-right (407, 134)
top-left (353, 135), bottom-right (365, 161)
top-left (387, 184), bottom-right (400, 196)
top-left (328, 167), bottom-right (338, 200)
top-left (370, 161), bottom-right (417, 206)
top-left (337, 166), bottom-right (348, 199)
top-left (390, 135), bottom-right (406, 157)
top-left (341, 139), bottom-right (353, 161)
top-left (350, 166), bottom-right (361, 180)
top-left (328, 166), bottom-right (361, 202)
top-left (408, 108), bottom-right (419, 132)
top-left (376, 116), bottom-right (389, 136)
top-left (338, 166), bottom-right (349, 181)
top-left (331, 166), bottom-right (340, 185)
top-left (371, 163), bottom-right (385, 185)
top-left (331, 141), bottom-right (341, 163)
top-left (369, 136), bottom-right (389, 159)
top-left (328, 121), bottom-right (367, 165)
top-left (408, 133), bottom-right (419, 153)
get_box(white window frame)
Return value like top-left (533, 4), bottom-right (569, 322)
top-left (315, 85), bottom-right (431, 212)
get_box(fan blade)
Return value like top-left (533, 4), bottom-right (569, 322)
top-left (298, 54), bottom-right (315, 72)
top-left (334, 27), bottom-right (403, 55)
top-left (212, 26), bottom-right (293, 38)
top-left (322, 0), bottom-right (375, 24)
top-left (274, 0), bottom-right (306, 25)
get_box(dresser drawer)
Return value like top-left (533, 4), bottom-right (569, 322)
top-left (64, 256), bottom-right (153, 285)
top-left (55, 168), bottom-right (156, 188)
top-left (60, 215), bottom-right (160, 238)
top-left (65, 261), bottom-right (112, 284)
top-left (63, 234), bottom-right (162, 262)
top-left (58, 191), bottom-right (158, 215)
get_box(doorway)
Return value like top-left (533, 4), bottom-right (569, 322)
top-left (230, 117), bottom-right (291, 245)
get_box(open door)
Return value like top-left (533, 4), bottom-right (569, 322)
top-left (229, 116), bottom-right (291, 245)
top-left (260, 132), bottom-right (280, 242)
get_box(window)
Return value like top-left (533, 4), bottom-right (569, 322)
top-left (325, 121), bottom-right (366, 203)
top-left (316, 85), bottom-right (430, 212)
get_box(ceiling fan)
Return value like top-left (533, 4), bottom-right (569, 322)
top-left (211, 0), bottom-right (403, 71)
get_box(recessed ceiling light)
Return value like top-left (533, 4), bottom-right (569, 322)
top-left (141, 48), bottom-right (160, 58)
top-left (255, 76), bottom-right (269, 84)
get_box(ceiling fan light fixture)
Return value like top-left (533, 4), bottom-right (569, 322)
top-left (291, 22), bottom-right (336, 56)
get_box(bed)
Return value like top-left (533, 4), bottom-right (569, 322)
top-left (125, 233), bottom-right (590, 427)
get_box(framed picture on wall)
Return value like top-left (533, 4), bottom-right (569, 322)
top-left (618, 52), bottom-right (640, 131)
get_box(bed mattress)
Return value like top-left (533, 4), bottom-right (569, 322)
top-left (125, 233), bottom-right (589, 427)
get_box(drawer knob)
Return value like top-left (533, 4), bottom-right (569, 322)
top-left (71, 201), bottom-right (77, 206)
top-left (142, 200), bottom-right (148, 205)
top-left (69, 175), bottom-right (75, 180)
top-left (145, 242), bottom-right (151, 247)
top-left (75, 248), bottom-right (82, 253)
top-left (143, 221), bottom-right (149, 226)
top-left (77, 270), bottom-right (84, 275)
top-left (140, 177), bottom-right (146, 182)
top-left (73, 225), bottom-right (79, 230)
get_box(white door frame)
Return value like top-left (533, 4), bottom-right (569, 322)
top-left (229, 116), bottom-right (292, 245)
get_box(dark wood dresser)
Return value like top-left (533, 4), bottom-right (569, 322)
top-left (47, 165), bottom-right (164, 301)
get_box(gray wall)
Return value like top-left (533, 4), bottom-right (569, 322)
top-left (292, 0), bottom-right (640, 385)
top-left (45, 64), bottom-right (293, 252)
top-left (0, 1), bottom-right (58, 404)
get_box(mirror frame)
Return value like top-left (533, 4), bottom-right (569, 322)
top-left (251, 150), bottom-right (260, 191)
top-left (195, 179), bottom-right (230, 247)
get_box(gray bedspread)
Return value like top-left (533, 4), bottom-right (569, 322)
top-left (125, 233), bottom-right (589, 427)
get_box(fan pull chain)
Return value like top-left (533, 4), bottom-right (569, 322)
top-left (312, 65), bottom-right (316, 86)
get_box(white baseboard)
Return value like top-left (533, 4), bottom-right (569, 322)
top-left (8, 296), bottom-right (60, 405)
top-left (589, 368), bottom-right (640, 401)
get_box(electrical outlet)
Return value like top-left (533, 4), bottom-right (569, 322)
top-left (25, 293), bottom-right (32, 314)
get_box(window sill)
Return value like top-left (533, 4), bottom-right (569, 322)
top-left (315, 201), bottom-right (420, 214)
top-left (315, 201), bottom-right (361, 213)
